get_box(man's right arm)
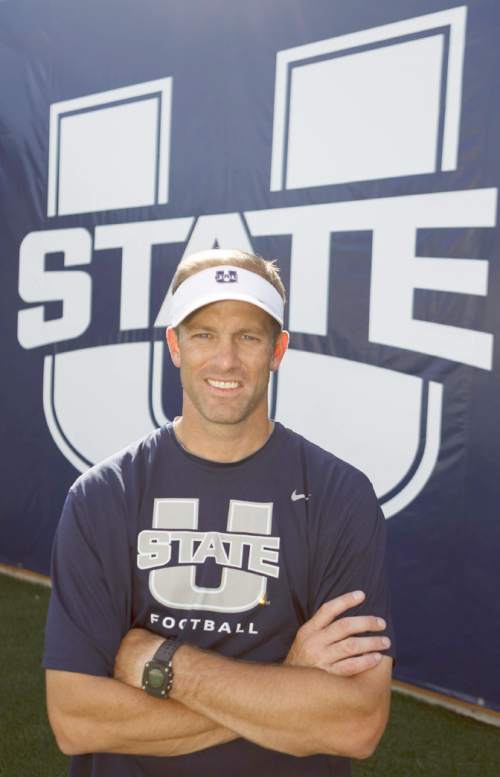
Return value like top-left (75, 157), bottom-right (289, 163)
top-left (46, 669), bottom-right (238, 756)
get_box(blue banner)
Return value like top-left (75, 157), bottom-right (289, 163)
top-left (1, 0), bottom-right (499, 711)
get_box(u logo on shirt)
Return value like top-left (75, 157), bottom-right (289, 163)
top-left (137, 498), bottom-right (280, 613)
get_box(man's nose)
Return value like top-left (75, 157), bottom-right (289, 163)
top-left (212, 338), bottom-right (241, 371)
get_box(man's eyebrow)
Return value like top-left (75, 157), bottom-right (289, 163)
top-left (184, 323), bottom-right (268, 335)
top-left (184, 322), bottom-right (217, 332)
top-left (234, 326), bottom-right (267, 335)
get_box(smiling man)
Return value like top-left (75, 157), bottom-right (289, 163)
top-left (43, 249), bottom-right (395, 777)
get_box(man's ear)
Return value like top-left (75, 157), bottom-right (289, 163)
top-left (270, 330), bottom-right (289, 372)
top-left (166, 326), bottom-right (181, 368)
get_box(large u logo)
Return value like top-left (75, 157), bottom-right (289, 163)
top-left (143, 498), bottom-right (278, 613)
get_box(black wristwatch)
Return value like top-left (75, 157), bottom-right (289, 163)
top-left (142, 637), bottom-right (183, 699)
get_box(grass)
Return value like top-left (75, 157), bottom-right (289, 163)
top-left (1, 574), bottom-right (499, 776)
top-left (354, 694), bottom-right (500, 776)
top-left (0, 575), bottom-right (67, 777)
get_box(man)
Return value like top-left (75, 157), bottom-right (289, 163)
top-left (44, 248), bottom-right (395, 777)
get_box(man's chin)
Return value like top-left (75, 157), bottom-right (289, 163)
top-left (186, 390), bottom-right (266, 427)
top-left (201, 411), bottom-right (249, 426)
top-left (198, 401), bottom-right (256, 427)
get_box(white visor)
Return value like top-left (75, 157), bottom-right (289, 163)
top-left (168, 265), bottom-right (285, 327)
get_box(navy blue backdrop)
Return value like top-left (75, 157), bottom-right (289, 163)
top-left (1, 0), bottom-right (499, 711)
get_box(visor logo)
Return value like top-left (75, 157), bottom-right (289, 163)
top-left (215, 269), bottom-right (238, 283)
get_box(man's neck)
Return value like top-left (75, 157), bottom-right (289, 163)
top-left (172, 414), bottom-right (274, 463)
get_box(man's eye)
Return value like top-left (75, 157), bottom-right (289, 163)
top-left (193, 332), bottom-right (212, 339)
top-left (241, 334), bottom-right (259, 342)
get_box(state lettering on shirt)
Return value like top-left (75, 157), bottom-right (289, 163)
top-left (137, 527), bottom-right (280, 578)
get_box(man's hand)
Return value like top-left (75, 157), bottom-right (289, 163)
top-left (106, 593), bottom-right (391, 758)
top-left (114, 589), bottom-right (391, 689)
top-left (114, 628), bottom-right (164, 688)
top-left (285, 590), bottom-right (391, 676)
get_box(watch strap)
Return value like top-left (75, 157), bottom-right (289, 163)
top-left (153, 636), bottom-right (183, 666)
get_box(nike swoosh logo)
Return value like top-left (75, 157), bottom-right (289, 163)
top-left (291, 490), bottom-right (310, 502)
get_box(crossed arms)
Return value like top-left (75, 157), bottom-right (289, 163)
top-left (46, 590), bottom-right (392, 760)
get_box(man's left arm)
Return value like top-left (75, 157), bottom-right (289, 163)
top-left (116, 627), bottom-right (391, 759)
top-left (114, 588), bottom-right (391, 758)
top-left (168, 645), bottom-right (391, 759)
top-left (172, 645), bottom-right (392, 758)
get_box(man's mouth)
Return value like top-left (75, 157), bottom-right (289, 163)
top-left (206, 379), bottom-right (241, 390)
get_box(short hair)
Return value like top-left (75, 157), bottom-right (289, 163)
top-left (171, 249), bottom-right (286, 339)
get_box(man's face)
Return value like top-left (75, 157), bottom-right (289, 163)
top-left (167, 300), bottom-right (287, 427)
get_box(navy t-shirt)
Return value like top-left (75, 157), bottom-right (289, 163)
top-left (43, 421), bottom-right (395, 776)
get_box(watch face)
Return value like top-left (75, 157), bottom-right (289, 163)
top-left (148, 667), bottom-right (165, 689)
top-left (142, 660), bottom-right (171, 698)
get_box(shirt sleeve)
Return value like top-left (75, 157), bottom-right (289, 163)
top-left (43, 485), bottom-right (132, 676)
top-left (309, 472), bottom-right (396, 659)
